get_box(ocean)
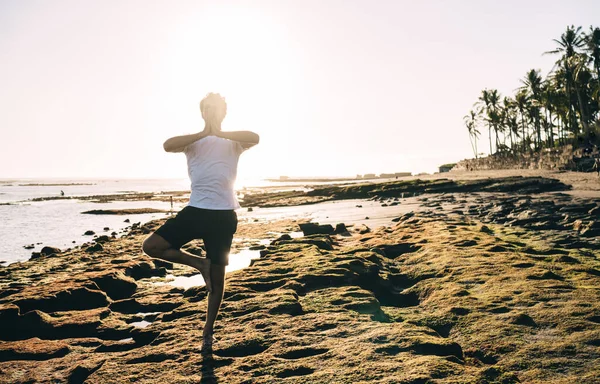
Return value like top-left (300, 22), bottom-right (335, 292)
top-left (0, 177), bottom-right (379, 265)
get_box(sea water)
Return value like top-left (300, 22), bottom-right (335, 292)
top-left (0, 177), bottom-right (404, 265)
top-left (0, 178), bottom-right (193, 264)
top-left (0, 177), bottom-right (328, 264)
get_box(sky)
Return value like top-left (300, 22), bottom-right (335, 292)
top-left (1, 0), bottom-right (600, 180)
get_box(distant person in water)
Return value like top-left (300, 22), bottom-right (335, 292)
top-left (142, 93), bottom-right (259, 351)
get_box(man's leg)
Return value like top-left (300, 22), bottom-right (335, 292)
top-left (142, 233), bottom-right (212, 292)
top-left (203, 264), bottom-right (226, 347)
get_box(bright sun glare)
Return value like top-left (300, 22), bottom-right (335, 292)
top-left (171, 5), bottom-right (294, 124)
top-left (157, 5), bottom-right (302, 179)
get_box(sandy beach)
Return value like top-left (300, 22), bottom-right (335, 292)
top-left (0, 171), bottom-right (599, 383)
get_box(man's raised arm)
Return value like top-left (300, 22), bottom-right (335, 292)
top-left (163, 129), bottom-right (208, 153)
top-left (215, 131), bottom-right (260, 149)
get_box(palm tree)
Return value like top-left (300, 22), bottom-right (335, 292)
top-left (514, 90), bottom-right (530, 152)
top-left (584, 26), bottom-right (600, 81)
top-left (502, 97), bottom-right (521, 152)
top-left (520, 69), bottom-right (543, 149)
top-left (477, 89), bottom-right (494, 155)
top-left (546, 25), bottom-right (587, 136)
top-left (571, 54), bottom-right (595, 134)
top-left (487, 89), bottom-right (502, 151)
top-left (466, 24), bottom-right (599, 159)
top-left (585, 27), bottom-right (600, 121)
top-left (549, 67), bottom-right (572, 144)
top-left (464, 110), bottom-right (480, 158)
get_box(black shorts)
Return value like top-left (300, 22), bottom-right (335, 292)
top-left (154, 206), bottom-right (238, 266)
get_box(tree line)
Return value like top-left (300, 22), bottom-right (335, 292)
top-left (465, 25), bottom-right (600, 158)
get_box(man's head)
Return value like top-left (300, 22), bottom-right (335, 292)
top-left (200, 93), bottom-right (227, 125)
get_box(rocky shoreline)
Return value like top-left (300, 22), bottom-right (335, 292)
top-left (1, 175), bottom-right (599, 383)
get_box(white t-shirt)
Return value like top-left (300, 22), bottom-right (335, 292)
top-left (184, 136), bottom-right (244, 210)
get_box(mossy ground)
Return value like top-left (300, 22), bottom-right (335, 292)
top-left (1, 176), bottom-right (599, 383)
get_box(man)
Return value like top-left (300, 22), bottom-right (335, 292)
top-left (142, 93), bottom-right (259, 350)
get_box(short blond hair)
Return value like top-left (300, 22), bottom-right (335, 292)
top-left (199, 93), bottom-right (227, 122)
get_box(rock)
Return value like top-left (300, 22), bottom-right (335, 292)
top-left (111, 232), bottom-right (118, 237)
top-left (38, 247), bottom-right (60, 256)
top-left (274, 235), bottom-right (334, 251)
top-left (82, 208), bottom-right (168, 215)
top-left (376, 243), bottom-right (422, 259)
top-left (30, 252), bottom-right (42, 260)
top-left (124, 219), bottom-right (130, 223)
top-left (274, 234), bottom-right (292, 242)
top-left (23, 244), bottom-right (35, 250)
top-left (85, 243), bottom-right (104, 253)
top-left (480, 225), bottom-right (493, 234)
top-left (248, 207), bottom-right (253, 212)
top-left (14, 287), bottom-right (110, 314)
top-left (0, 338), bottom-right (71, 361)
top-left (298, 222), bottom-right (334, 236)
top-left (90, 271), bottom-right (137, 300)
top-left (333, 223), bottom-right (350, 235)
top-left (357, 224), bottom-right (370, 234)
top-left (95, 235), bottom-right (110, 244)
top-left (580, 221), bottom-right (600, 237)
top-left (68, 361), bottom-right (105, 383)
top-left (104, 227), bottom-right (110, 231)
top-left (511, 313), bottom-right (537, 327)
top-left (84, 230), bottom-right (95, 236)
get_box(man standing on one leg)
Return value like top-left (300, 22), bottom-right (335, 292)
top-left (142, 93), bottom-right (259, 350)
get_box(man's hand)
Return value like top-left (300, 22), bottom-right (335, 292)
top-left (214, 130), bottom-right (260, 149)
top-left (206, 121), bottom-right (221, 136)
top-left (201, 124), bottom-right (213, 138)
top-left (163, 131), bottom-right (205, 153)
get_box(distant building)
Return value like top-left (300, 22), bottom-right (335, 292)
top-left (363, 173), bottom-right (376, 179)
top-left (438, 163), bottom-right (456, 173)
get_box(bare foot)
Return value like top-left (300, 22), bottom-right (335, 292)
top-left (192, 257), bottom-right (212, 292)
top-left (201, 334), bottom-right (217, 354)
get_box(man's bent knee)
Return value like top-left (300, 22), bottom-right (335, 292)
top-left (142, 234), bottom-right (168, 258)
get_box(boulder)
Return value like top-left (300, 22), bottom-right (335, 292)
top-left (84, 230), bottom-right (95, 236)
top-left (41, 246), bottom-right (61, 256)
top-left (90, 271), bottom-right (137, 300)
top-left (333, 223), bottom-right (350, 236)
top-left (298, 222), bottom-right (334, 236)
top-left (85, 243), bottom-right (104, 253)
top-left (274, 235), bottom-right (334, 251)
top-left (14, 287), bottom-right (110, 313)
top-left (274, 234), bottom-right (292, 242)
top-left (95, 235), bottom-right (110, 244)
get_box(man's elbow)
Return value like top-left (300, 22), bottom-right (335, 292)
top-left (163, 141), bottom-right (177, 153)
